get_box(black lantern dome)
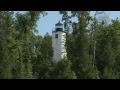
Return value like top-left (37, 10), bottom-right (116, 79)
top-left (55, 21), bottom-right (63, 32)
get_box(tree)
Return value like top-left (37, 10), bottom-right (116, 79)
top-left (67, 11), bottom-right (99, 79)
top-left (0, 11), bottom-right (14, 79)
top-left (95, 18), bottom-right (120, 79)
top-left (12, 11), bottom-right (45, 79)
top-left (52, 59), bottom-right (77, 79)
top-left (33, 33), bottom-right (54, 79)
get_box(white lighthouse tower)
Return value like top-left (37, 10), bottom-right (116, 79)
top-left (52, 21), bottom-right (67, 62)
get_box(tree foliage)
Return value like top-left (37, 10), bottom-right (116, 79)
top-left (0, 11), bottom-right (120, 79)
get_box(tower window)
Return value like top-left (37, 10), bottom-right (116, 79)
top-left (55, 34), bottom-right (58, 38)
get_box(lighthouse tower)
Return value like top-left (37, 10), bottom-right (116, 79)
top-left (52, 21), bottom-right (67, 62)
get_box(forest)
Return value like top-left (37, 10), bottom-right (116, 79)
top-left (0, 11), bottom-right (120, 79)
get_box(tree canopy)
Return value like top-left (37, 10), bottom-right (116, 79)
top-left (0, 11), bottom-right (120, 79)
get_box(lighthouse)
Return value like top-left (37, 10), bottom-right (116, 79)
top-left (52, 21), bottom-right (67, 62)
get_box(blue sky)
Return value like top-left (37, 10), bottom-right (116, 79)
top-left (37, 11), bottom-right (120, 36)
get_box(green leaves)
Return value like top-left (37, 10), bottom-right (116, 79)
top-left (32, 33), bottom-right (54, 79)
top-left (0, 11), bottom-right (46, 79)
top-left (1, 11), bottom-right (120, 79)
top-left (53, 59), bottom-right (77, 79)
top-left (67, 11), bottom-right (98, 79)
top-left (95, 17), bottom-right (120, 79)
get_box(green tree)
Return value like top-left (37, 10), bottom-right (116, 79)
top-left (0, 11), bottom-right (14, 79)
top-left (95, 18), bottom-right (120, 79)
top-left (33, 33), bottom-right (54, 79)
top-left (69, 11), bottom-right (99, 79)
top-left (13, 11), bottom-right (45, 79)
top-left (52, 59), bottom-right (77, 79)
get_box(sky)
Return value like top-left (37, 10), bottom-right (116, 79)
top-left (37, 11), bottom-right (120, 36)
